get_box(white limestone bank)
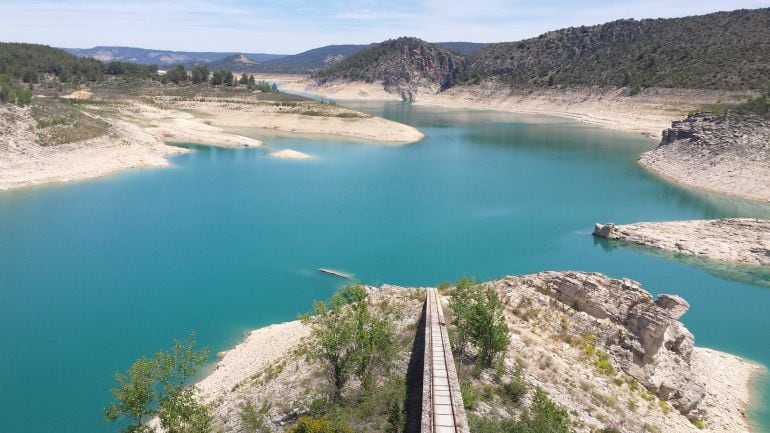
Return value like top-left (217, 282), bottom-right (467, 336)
top-left (593, 219), bottom-right (770, 267)
top-left (639, 113), bottom-right (770, 203)
top-left (196, 272), bottom-right (762, 433)
top-left (280, 78), bottom-right (756, 141)
top-left (0, 90), bottom-right (422, 191)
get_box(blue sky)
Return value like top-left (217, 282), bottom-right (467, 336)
top-left (1, 0), bottom-right (768, 54)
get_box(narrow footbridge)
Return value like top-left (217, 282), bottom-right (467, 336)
top-left (421, 288), bottom-right (470, 433)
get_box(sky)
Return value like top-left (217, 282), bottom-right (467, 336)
top-left (0, 0), bottom-right (768, 54)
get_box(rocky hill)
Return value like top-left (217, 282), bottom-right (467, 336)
top-left (197, 272), bottom-right (759, 433)
top-left (639, 110), bottom-right (770, 202)
top-left (459, 8), bottom-right (769, 90)
top-left (314, 37), bottom-right (466, 97)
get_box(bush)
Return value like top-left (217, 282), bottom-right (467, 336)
top-left (287, 416), bottom-right (353, 433)
top-left (500, 374), bottom-right (527, 404)
top-left (240, 402), bottom-right (269, 433)
top-left (528, 388), bottom-right (570, 433)
top-left (461, 381), bottom-right (478, 410)
top-left (0, 76), bottom-right (33, 106)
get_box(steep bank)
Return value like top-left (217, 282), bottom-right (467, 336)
top-left (593, 219), bottom-right (770, 267)
top-left (639, 112), bottom-right (770, 202)
top-left (280, 78), bottom-right (754, 140)
top-left (197, 272), bottom-right (762, 433)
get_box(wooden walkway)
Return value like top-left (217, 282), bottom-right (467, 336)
top-left (421, 288), bottom-right (469, 433)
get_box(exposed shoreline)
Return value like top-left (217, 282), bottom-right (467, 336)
top-left (279, 78), bottom-right (769, 203)
top-left (593, 219), bottom-right (770, 267)
top-left (277, 78), bottom-right (756, 142)
top-left (0, 89), bottom-right (422, 192)
top-left (638, 113), bottom-right (770, 203)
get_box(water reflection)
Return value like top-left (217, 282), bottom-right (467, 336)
top-left (594, 236), bottom-right (770, 289)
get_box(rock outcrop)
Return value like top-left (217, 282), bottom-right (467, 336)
top-left (494, 272), bottom-right (704, 416)
top-left (593, 219), bottom-right (770, 267)
top-left (196, 273), bottom-right (760, 433)
top-left (639, 112), bottom-right (770, 202)
top-left (315, 37), bottom-right (466, 98)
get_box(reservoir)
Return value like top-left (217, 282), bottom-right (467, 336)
top-left (1, 103), bottom-right (769, 433)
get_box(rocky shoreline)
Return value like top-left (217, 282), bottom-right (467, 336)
top-left (196, 272), bottom-right (762, 433)
top-left (639, 112), bottom-right (770, 202)
top-left (593, 219), bottom-right (770, 267)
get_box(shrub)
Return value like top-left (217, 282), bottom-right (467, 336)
top-left (287, 416), bottom-right (354, 433)
top-left (528, 388), bottom-right (571, 433)
top-left (240, 402), bottom-right (268, 433)
top-left (461, 381), bottom-right (478, 410)
top-left (500, 374), bottom-right (527, 404)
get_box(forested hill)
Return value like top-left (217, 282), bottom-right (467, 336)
top-left (460, 8), bottom-right (770, 90)
top-left (312, 8), bottom-right (769, 92)
top-left (0, 42), bottom-right (159, 83)
top-left (0, 42), bottom-right (108, 82)
top-left (314, 37), bottom-right (466, 93)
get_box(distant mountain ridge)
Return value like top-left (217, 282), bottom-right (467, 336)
top-left (62, 46), bottom-right (285, 66)
top-left (64, 43), bottom-right (488, 74)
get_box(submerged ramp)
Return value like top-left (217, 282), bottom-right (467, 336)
top-left (421, 288), bottom-right (470, 433)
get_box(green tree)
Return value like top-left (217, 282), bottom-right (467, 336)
top-left (347, 286), bottom-right (397, 393)
top-left (300, 285), bottom-right (396, 402)
top-left (166, 65), bottom-right (189, 84)
top-left (301, 287), bottom-right (358, 401)
top-left (191, 66), bottom-right (210, 84)
top-left (528, 388), bottom-right (570, 433)
top-left (104, 334), bottom-right (211, 433)
top-left (223, 70), bottom-right (234, 86)
top-left (210, 70), bottom-right (224, 86)
top-left (239, 73), bottom-right (249, 85)
top-left (449, 278), bottom-right (509, 368)
top-left (470, 286), bottom-right (510, 367)
top-left (104, 357), bottom-right (161, 433)
top-left (448, 276), bottom-right (476, 358)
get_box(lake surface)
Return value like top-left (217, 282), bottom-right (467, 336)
top-left (1, 102), bottom-right (769, 433)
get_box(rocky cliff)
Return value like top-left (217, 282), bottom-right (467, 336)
top-left (480, 271), bottom-right (760, 432)
top-left (314, 37), bottom-right (465, 99)
top-left (639, 112), bottom-right (770, 201)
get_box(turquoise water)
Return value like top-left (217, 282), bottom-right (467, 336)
top-left (1, 103), bottom-right (769, 433)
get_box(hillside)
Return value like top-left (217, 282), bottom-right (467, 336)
top-left (314, 37), bottom-right (466, 96)
top-left (63, 46), bottom-right (284, 65)
top-left (1, 42), bottom-right (106, 82)
top-left (460, 8), bottom-right (770, 90)
top-left (253, 44), bottom-right (369, 73)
